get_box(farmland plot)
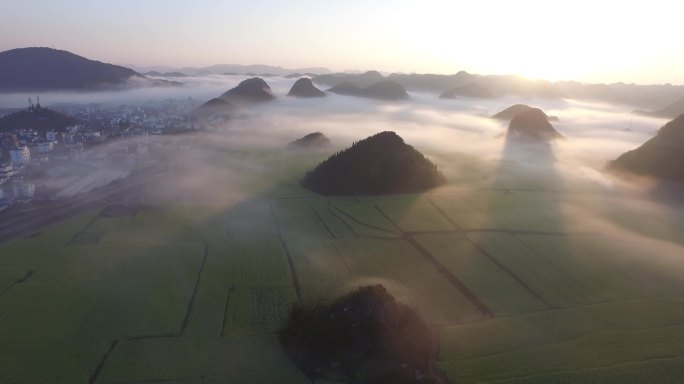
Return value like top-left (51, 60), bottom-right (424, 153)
top-left (2, 158), bottom-right (684, 384)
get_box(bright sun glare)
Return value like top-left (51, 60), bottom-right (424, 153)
top-left (386, 0), bottom-right (681, 82)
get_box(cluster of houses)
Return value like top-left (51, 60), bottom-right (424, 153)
top-left (0, 98), bottom-right (199, 211)
top-left (0, 127), bottom-right (82, 175)
top-left (1, 98), bottom-right (197, 172)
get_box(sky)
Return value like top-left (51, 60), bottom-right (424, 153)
top-left (1, 0), bottom-right (683, 84)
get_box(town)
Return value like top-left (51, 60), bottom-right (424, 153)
top-left (0, 96), bottom-right (200, 210)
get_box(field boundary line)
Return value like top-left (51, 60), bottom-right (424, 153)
top-left (308, 204), bottom-right (337, 239)
top-left (326, 206), bottom-right (401, 240)
top-left (480, 352), bottom-right (684, 384)
top-left (447, 322), bottom-right (684, 365)
top-left (220, 286), bottom-right (235, 337)
top-left (425, 199), bottom-right (553, 309)
top-left (374, 204), bottom-right (404, 232)
top-left (374, 204), bottom-right (494, 318)
top-left (89, 244), bottom-right (208, 382)
top-left (404, 235), bottom-right (494, 318)
top-left (0, 269), bottom-right (34, 296)
top-left (427, 197), bottom-right (464, 231)
top-left (179, 244), bottom-right (209, 333)
top-left (463, 234), bottom-right (553, 309)
top-left (270, 201), bottom-right (303, 302)
top-left (66, 208), bottom-right (104, 245)
top-left (89, 340), bottom-right (118, 384)
top-left (333, 206), bottom-right (399, 234)
top-left (114, 376), bottom-right (206, 384)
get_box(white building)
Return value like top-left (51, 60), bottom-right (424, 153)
top-left (0, 163), bottom-right (14, 184)
top-left (9, 146), bottom-right (31, 166)
top-left (46, 131), bottom-right (58, 142)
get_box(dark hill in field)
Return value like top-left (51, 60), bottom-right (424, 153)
top-left (191, 97), bottom-right (238, 118)
top-left (493, 104), bottom-right (559, 121)
top-left (608, 114), bottom-right (684, 180)
top-left (508, 108), bottom-right (563, 140)
top-left (220, 77), bottom-right (275, 104)
top-left (288, 132), bottom-right (331, 149)
top-left (301, 131), bottom-right (445, 195)
top-left (287, 78), bottom-right (326, 98)
top-left (361, 80), bottom-right (409, 100)
top-left (440, 82), bottom-right (495, 99)
top-left (327, 82), bottom-right (363, 96)
top-left (327, 80), bottom-right (408, 100)
top-left (279, 285), bottom-right (439, 383)
top-left (0, 47), bottom-right (172, 91)
top-left (0, 107), bottom-right (78, 135)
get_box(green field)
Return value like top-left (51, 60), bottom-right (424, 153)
top-left (2, 149), bottom-right (684, 383)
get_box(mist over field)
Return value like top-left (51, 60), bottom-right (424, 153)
top-left (3, 73), bottom-right (684, 384)
top-left (2, 73), bottom-right (676, 236)
top-left (92, 75), bottom-right (670, 191)
top-left (3, 73), bottom-right (668, 206)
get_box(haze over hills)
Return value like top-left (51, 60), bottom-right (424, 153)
top-left (326, 82), bottom-right (363, 96)
top-left (635, 95), bottom-right (684, 118)
top-left (287, 78), bottom-right (326, 98)
top-left (440, 82), bottom-right (496, 99)
top-left (609, 114), bottom-right (684, 180)
top-left (191, 97), bottom-right (238, 119)
top-left (314, 70), bottom-right (385, 88)
top-left (314, 70), bottom-right (684, 109)
top-left (0, 47), bottom-right (178, 91)
top-left (131, 63), bottom-right (332, 77)
top-left (386, 71), bottom-right (476, 92)
top-left (288, 132), bottom-right (332, 149)
top-left (327, 80), bottom-right (409, 100)
top-left (2, 46), bottom-right (681, 110)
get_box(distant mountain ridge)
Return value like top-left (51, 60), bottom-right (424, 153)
top-left (314, 71), bottom-right (684, 109)
top-left (0, 47), bottom-right (176, 91)
top-left (635, 95), bottom-right (684, 118)
top-left (132, 63), bottom-right (333, 77)
top-left (327, 80), bottom-right (408, 100)
top-left (441, 82), bottom-right (496, 99)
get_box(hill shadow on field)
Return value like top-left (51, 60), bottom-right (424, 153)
top-left (431, 135), bottom-right (566, 317)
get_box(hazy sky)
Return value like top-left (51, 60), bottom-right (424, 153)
top-left (1, 0), bottom-right (683, 84)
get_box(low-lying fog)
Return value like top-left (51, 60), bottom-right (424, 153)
top-left (5, 74), bottom-right (684, 321)
top-left (1, 74), bottom-right (673, 201)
